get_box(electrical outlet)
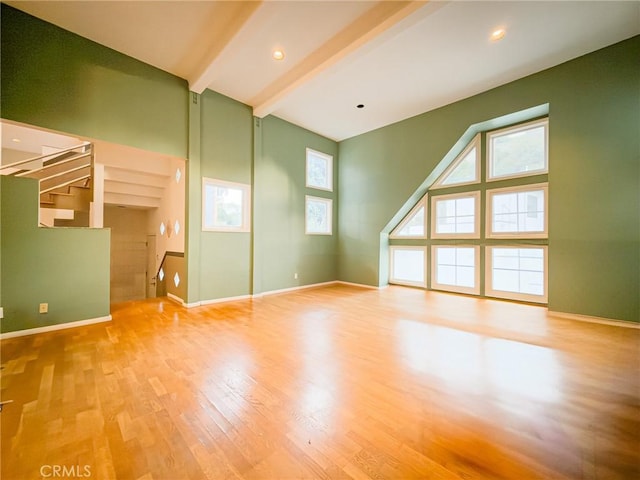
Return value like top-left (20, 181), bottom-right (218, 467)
top-left (294, 273), bottom-right (298, 279)
top-left (39, 303), bottom-right (48, 314)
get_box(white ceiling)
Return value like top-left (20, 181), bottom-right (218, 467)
top-left (5, 1), bottom-right (640, 141)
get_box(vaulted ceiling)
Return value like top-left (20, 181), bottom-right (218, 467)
top-left (5, 1), bottom-right (640, 141)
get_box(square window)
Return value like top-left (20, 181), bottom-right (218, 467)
top-left (486, 184), bottom-right (548, 238)
top-left (390, 246), bottom-right (426, 287)
top-left (305, 195), bottom-right (332, 235)
top-left (306, 148), bottom-right (333, 191)
top-left (431, 246), bottom-right (480, 295)
top-left (431, 192), bottom-right (480, 239)
top-left (202, 178), bottom-right (251, 232)
top-left (486, 247), bottom-right (547, 303)
top-left (488, 119), bottom-right (548, 180)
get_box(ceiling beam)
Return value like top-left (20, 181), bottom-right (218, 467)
top-left (251, 1), bottom-right (428, 119)
top-left (189, 1), bottom-right (264, 94)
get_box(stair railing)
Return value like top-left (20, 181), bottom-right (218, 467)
top-left (0, 142), bottom-right (92, 174)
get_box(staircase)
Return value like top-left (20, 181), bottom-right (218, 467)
top-left (0, 143), bottom-right (94, 227)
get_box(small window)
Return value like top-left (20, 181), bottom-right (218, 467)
top-left (487, 184), bottom-right (548, 238)
top-left (431, 246), bottom-right (479, 295)
top-left (390, 246), bottom-right (426, 287)
top-left (432, 134), bottom-right (480, 188)
top-left (488, 119), bottom-right (548, 180)
top-left (486, 246), bottom-right (547, 303)
top-left (306, 148), bottom-right (333, 191)
top-left (305, 196), bottom-right (332, 235)
top-left (391, 195), bottom-right (427, 238)
top-left (202, 178), bottom-right (251, 232)
top-left (431, 191), bottom-right (480, 239)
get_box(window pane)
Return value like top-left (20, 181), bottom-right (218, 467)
top-left (490, 248), bottom-right (545, 297)
top-left (441, 146), bottom-right (477, 185)
top-left (203, 179), bottom-right (251, 232)
top-left (395, 206), bottom-right (425, 237)
top-left (306, 149), bottom-right (332, 190)
top-left (306, 196), bottom-right (332, 235)
top-left (490, 188), bottom-right (545, 235)
top-left (434, 247), bottom-right (476, 290)
top-left (434, 195), bottom-right (477, 236)
top-left (490, 123), bottom-right (547, 179)
top-left (214, 186), bottom-right (243, 227)
top-left (392, 249), bottom-right (425, 284)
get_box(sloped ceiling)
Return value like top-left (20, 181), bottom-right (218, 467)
top-left (5, 1), bottom-right (640, 140)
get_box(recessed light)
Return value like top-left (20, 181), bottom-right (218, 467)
top-left (272, 49), bottom-right (285, 61)
top-left (356, 104), bottom-right (365, 109)
top-left (11, 138), bottom-right (21, 143)
top-left (490, 28), bottom-right (506, 42)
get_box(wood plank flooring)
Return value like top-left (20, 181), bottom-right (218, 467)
top-left (1, 284), bottom-right (639, 479)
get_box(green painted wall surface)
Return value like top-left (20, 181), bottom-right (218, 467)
top-left (254, 116), bottom-right (338, 293)
top-left (1, 4), bottom-right (188, 158)
top-left (198, 90), bottom-right (253, 301)
top-left (339, 36), bottom-right (640, 322)
top-left (1, 176), bottom-right (110, 333)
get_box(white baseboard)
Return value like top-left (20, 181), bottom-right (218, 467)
top-left (1, 315), bottom-right (112, 340)
top-left (335, 280), bottom-right (387, 290)
top-left (548, 310), bottom-right (640, 329)
top-left (167, 293), bottom-right (185, 306)
top-left (198, 294), bottom-right (252, 307)
top-left (253, 281), bottom-right (339, 298)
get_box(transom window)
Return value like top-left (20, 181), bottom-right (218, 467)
top-left (432, 134), bottom-right (480, 188)
top-left (306, 148), bottom-right (333, 191)
top-left (431, 191), bottom-right (480, 238)
top-left (391, 196), bottom-right (427, 238)
top-left (488, 119), bottom-right (548, 180)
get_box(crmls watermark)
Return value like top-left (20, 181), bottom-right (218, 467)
top-left (40, 465), bottom-right (91, 478)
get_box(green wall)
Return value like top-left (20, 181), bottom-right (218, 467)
top-left (1, 176), bottom-right (110, 333)
top-left (253, 116), bottom-right (338, 293)
top-left (339, 36), bottom-right (640, 322)
top-left (1, 4), bottom-right (188, 158)
top-left (198, 90), bottom-right (254, 301)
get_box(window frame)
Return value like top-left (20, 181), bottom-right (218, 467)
top-left (485, 246), bottom-right (548, 303)
top-left (487, 118), bottom-right (549, 182)
top-left (430, 245), bottom-right (480, 295)
top-left (431, 134), bottom-right (481, 189)
top-left (202, 177), bottom-right (251, 233)
top-left (390, 195), bottom-right (428, 239)
top-left (486, 183), bottom-right (548, 239)
top-left (305, 195), bottom-right (333, 235)
top-left (430, 191), bottom-right (481, 239)
top-left (389, 246), bottom-right (427, 288)
top-left (305, 148), bottom-right (333, 192)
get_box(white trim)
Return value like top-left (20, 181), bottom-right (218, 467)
top-left (486, 183), bottom-right (548, 239)
top-left (430, 191), bottom-right (481, 239)
top-left (0, 315), bottom-right (112, 340)
top-left (547, 310), bottom-right (640, 329)
top-left (254, 281), bottom-right (338, 298)
top-left (390, 194), bottom-right (427, 239)
top-left (487, 118), bottom-right (548, 181)
top-left (485, 246), bottom-right (548, 303)
top-left (183, 301), bottom-right (202, 308)
top-left (335, 280), bottom-right (387, 290)
top-left (431, 245), bottom-right (480, 295)
top-left (431, 134), bottom-right (480, 189)
top-left (389, 246), bottom-right (427, 288)
top-left (305, 148), bottom-right (333, 192)
top-left (200, 294), bottom-right (252, 306)
top-left (167, 292), bottom-right (185, 305)
top-left (202, 177), bottom-right (251, 233)
top-left (305, 195), bottom-right (333, 235)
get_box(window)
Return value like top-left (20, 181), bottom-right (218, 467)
top-left (431, 191), bottom-right (480, 238)
top-left (390, 246), bottom-right (426, 287)
top-left (306, 148), bottom-right (333, 191)
top-left (431, 246), bottom-right (479, 295)
top-left (305, 196), bottom-right (332, 235)
top-left (391, 196), bottom-right (427, 238)
top-left (486, 247), bottom-right (547, 303)
top-left (432, 134), bottom-right (480, 188)
top-left (487, 184), bottom-right (548, 238)
top-left (488, 119), bottom-right (548, 180)
top-left (202, 178), bottom-right (251, 232)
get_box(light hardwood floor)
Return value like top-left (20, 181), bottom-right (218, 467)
top-left (1, 285), bottom-right (639, 479)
